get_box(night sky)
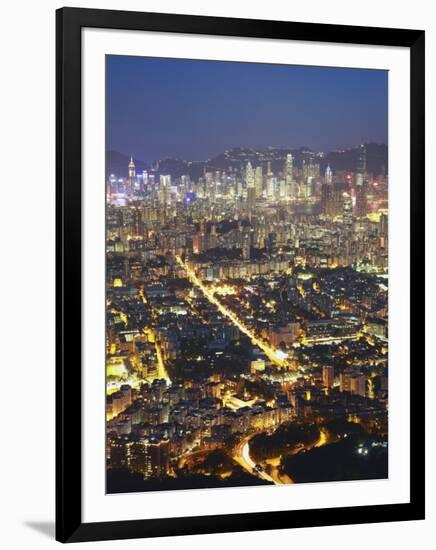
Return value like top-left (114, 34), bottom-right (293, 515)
top-left (106, 55), bottom-right (388, 163)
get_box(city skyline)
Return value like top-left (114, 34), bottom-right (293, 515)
top-left (106, 56), bottom-right (388, 162)
top-left (105, 56), bottom-right (388, 494)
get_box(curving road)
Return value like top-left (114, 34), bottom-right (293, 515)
top-left (233, 434), bottom-right (280, 485)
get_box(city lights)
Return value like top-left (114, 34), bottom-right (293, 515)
top-left (105, 146), bottom-right (389, 492)
top-left (105, 58), bottom-right (388, 493)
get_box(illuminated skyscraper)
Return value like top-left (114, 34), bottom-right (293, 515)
top-left (209, 224), bottom-right (217, 248)
top-left (127, 156), bottom-right (136, 195)
top-left (322, 365), bottom-right (334, 389)
top-left (302, 157), bottom-right (320, 182)
top-left (321, 183), bottom-right (333, 216)
top-left (302, 178), bottom-right (313, 198)
top-left (108, 174), bottom-right (117, 195)
top-left (285, 154), bottom-right (296, 199)
top-left (126, 437), bottom-right (170, 479)
top-left (380, 212), bottom-right (388, 249)
top-left (267, 176), bottom-right (276, 199)
top-left (356, 144), bottom-right (366, 187)
top-left (108, 437), bottom-right (127, 469)
top-left (242, 232), bottom-right (250, 260)
top-left (300, 154), bottom-right (319, 198)
top-left (247, 186), bottom-right (256, 211)
top-left (355, 181), bottom-right (367, 217)
top-left (355, 145), bottom-right (367, 217)
top-left (159, 174), bottom-right (171, 205)
top-left (325, 164), bottom-right (333, 185)
top-left (342, 192), bottom-right (353, 228)
top-left (350, 374), bottom-right (366, 397)
top-left (192, 233), bottom-right (203, 254)
top-left (128, 156), bottom-right (135, 178)
top-left (245, 162), bottom-right (255, 189)
top-left (246, 162), bottom-right (256, 213)
top-left (142, 169), bottom-right (148, 190)
top-left (255, 166), bottom-right (263, 197)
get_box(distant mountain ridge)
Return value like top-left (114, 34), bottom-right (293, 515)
top-left (106, 143), bottom-right (388, 180)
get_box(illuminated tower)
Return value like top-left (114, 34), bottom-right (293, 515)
top-left (247, 186), bottom-right (256, 212)
top-left (342, 192), bottom-right (353, 228)
top-left (301, 156), bottom-right (318, 198)
top-left (246, 162), bottom-right (256, 215)
top-left (128, 156), bottom-right (135, 178)
top-left (380, 212), bottom-right (388, 250)
top-left (245, 162), bottom-right (255, 188)
top-left (267, 177), bottom-right (276, 199)
top-left (356, 144), bottom-right (366, 187)
top-left (255, 166), bottom-right (263, 197)
top-left (355, 145), bottom-right (367, 217)
top-left (325, 164), bottom-right (333, 185)
top-left (159, 175), bottom-right (171, 205)
top-left (285, 154), bottom-right (296, 199)
top-left (127, 156), bottom-right (136, 195)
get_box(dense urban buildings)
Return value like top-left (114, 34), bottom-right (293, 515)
top-left (105, 142), bottom-right (389, 492)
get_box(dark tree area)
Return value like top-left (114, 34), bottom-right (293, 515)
top-left (281, 436), bottom-right (388, 484)
top-left (167, 353), bottom-right (248, 380)
top-left (323, 418), bottom-right (365, 438)
top-left (107, 468), bottom-right (271, 494)
top-left (250, 423), bottom-right (320, 462)
top-left (190, 449), bottom-right (236, 475)
top-left (243, 379), bottom-right (276, 401)
top-left (167, 339), bottom-right (251, 381)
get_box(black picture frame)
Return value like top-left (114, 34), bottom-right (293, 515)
top-left (56, 6), bottom-right (425, 543)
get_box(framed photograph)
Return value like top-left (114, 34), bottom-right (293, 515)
top-left (56, 7), bottom-right (425, 543)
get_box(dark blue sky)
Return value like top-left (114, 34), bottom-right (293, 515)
top-left (106, 55), bottom-right (388, 162)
